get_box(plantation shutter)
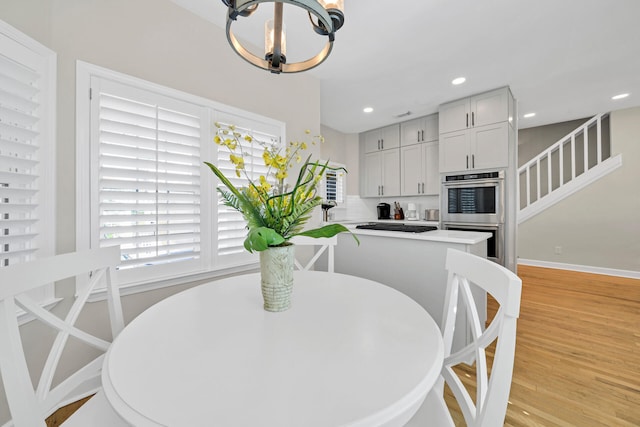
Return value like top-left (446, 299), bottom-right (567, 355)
top-left (321, 163), bottom-right (345, 204)
top-left (214, 116), bottom-right (280, 264)
top-left (91, 78), bottom-right (206, 282)
top-left (0, 24), bottom-right (55, 270)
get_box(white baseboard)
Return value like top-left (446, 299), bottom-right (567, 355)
top-left (518, 258), bottom-right (640, 280)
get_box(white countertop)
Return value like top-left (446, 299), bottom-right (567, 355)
top-left (344, 224), bottom-right (491, 245)
top-left (334, 218), bottom-right (440, 227)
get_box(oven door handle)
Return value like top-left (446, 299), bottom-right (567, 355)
top-left (442, 179), bottom-right (502, 188)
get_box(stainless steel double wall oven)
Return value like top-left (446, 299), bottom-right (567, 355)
top-left (441, 171), bottom-right (505, 265)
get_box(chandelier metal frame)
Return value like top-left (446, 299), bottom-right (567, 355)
top-left (222, 0), bottom-right (343, 74)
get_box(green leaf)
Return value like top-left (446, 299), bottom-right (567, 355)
top-left (244, 227), bottom-right (286, 253)
top-left (296, 224), bottom-right (360, 245)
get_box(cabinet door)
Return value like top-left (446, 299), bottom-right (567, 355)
top-left (471, 122), bottom-right (509, 170)
top-left (400, 144), bottom-right (422, 195)
top-left (439, 130), bottom-right (469, 173)
top-left (423, 114), bottom-right (439, 142)
top-left (470, 88), bottom-right (509, 128)
top-left (364, 152), bottom-right (382, 196)
top-left (380, 124), bottom-right (400, 150)
top-left (381, 149), bottom-right (400, 196)
top-left (364, 130), bottom-right (381, 153)
top-left (423, 141), bottom-right (440, 195)
top-left (400, 118), bottom-right (423, 146)
top-left (439, 98), bottom-right (469, 134)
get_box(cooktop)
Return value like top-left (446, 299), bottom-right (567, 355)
top-left (355, 223), bottom-right (437, 233)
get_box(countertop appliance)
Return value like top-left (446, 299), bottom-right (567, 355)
top-left (406, 203), bottom-right (418, 220)
top-left (377, 203), bottom-right (391, 220)
top-left (425, 209), bottom-right (439, 221)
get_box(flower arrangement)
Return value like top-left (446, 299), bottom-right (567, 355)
top-left (205, 123), bottom-right (355, 252)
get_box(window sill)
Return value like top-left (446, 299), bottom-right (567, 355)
top-left (18, 297), bottom-right (63, 326)
top-left (85, 262), bottom-right (260, 302)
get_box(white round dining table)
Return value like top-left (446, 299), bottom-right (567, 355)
top-left (102, 271), bottom-right (444, 427)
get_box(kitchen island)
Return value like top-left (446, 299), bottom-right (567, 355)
top-left (334, 224), bottom-right (491, 351)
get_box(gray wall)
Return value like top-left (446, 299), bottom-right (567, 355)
top-left (518, 107), bottom-right (640, 273)
top-left (518, 117), bottom-right (588, 167)
top-left (0, 0), bottom-right (322, 421)
top-left (319, 125), bottom-right (359, 196)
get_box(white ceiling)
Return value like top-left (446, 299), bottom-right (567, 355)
top-left (170, 0), bottom-right (640, 134)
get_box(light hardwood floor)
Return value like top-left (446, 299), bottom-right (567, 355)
top-left (446, 265), bottom-right (640, 426)
top-left (47, 265), bottom-right (640, 426)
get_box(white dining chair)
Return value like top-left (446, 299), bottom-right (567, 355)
top-left (406, 248), bottom-right (522, 427)
top-left (0, 246), bottom-right (129, 426)
top-left (290, 235), bottom-right (337, 272)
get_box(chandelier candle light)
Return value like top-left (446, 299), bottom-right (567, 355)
top-left (221, 0), bottom-right (345, 73)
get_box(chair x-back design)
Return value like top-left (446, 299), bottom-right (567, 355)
top-left (290, 235), bottom-right (337, 272)
top-left (407, 248), bottom-right (523, 427)
top-left (0, 246), bottom-right (127, 426)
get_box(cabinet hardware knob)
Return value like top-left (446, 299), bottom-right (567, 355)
top-left (466, 113), bottom-right (469, 128)
top-left (418, 183), bottom-right (420, 193)
top-left (466, 155), bottom-right (469, 169)
top-left (421, 130), bottom-right (424, 141)
top-left (472, 154), bottom-right (475, 168)
top-left (422, 182), bottom-right (425, 193)
top-left (472, 112), bottom-right (475, 126)
top-left (417, 131), bottom-right (420, 142)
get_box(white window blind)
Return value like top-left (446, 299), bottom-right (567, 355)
top-left (0, 21), bottom-right (55, 272)
top-left (91, 78), bottom-right (207, 283)
top-left (321, 162), bottom-right (345, 205)
top-left (214, 116), bottom-right (279, 264)
top-left (78, 63), bottom-right (285, 292)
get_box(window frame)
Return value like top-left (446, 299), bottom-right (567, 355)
top-left (76, 61), bottom-right (285, 299)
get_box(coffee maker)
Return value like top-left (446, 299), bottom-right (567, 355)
top-left (377, 203), bottom-right (390, 220)
top-left (406, 203), bottom-right (419, 220)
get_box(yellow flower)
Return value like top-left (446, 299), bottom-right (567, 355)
top-left (259, 175), bottom-right (272, 192)
top-left (304, 129), bottom-right (311, 134)
top-left (300, 142), bottom-right (307, 150)
top-left (263, 150), bottom-right (272, 166)
top-left (229, 154), bottom-right (244, 170)
top-left (276, 170), bottom-right (287, 180)
top-left (244, 135), bottom-right (252, 142)
top-left (295, 155), bottom-right (302, 163)
top-left (214, 135), bottom-right (221, 144)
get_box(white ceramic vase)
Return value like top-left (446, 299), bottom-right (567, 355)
top-left (259, 244), bottom-right (294, 312)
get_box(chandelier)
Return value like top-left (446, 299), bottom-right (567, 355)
top-left (221, 0), bottom-right (345, 74)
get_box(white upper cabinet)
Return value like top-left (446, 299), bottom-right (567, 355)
top-left (364, 124), bottom-right (400, 153)
top-left (438, 87), bottom-right (515, 173)
top-left (364, 149), bottom-right (400, 197)
top-left (400, 114), bottom-right (439, 146)
top-left (439, 87), bottom-right (512, 134)
top-left (439, 122), bottom-right (509, 173)
top-left (401, 141), bottom-right (439, 196)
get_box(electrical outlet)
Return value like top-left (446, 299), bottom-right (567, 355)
top-left (554, 246), bottom-right (562, 255)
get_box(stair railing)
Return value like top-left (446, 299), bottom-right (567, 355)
top-left (518, 113), bottom-right (610, 212)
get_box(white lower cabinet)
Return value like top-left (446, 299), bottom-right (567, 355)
top-left (364, 149), bottom-right (400, 197)
top-left (401, 141), bottom-right (439, 196)
top-left (439, 121), bottom-right (509, 173)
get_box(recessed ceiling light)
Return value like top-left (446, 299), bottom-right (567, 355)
top-left (612, 93), bottom-right (629, 100)
top-left (363, 107), bottom-right (374, 113)
top-left (452, 77), bottom-right (466, 85)
top-left (523, 112), bottom-right (536, 118)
